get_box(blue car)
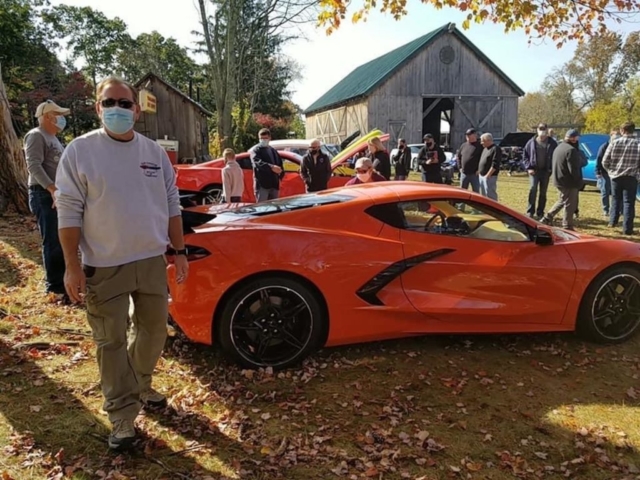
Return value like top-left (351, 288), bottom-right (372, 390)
top-left (578, 133), bottom-right (609, 188)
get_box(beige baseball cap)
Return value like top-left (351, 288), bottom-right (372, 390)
top-left (35, 100), bottom-right (70, 118)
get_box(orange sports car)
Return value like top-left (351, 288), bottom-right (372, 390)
top-left (167, 182), bottom-right (640, 369)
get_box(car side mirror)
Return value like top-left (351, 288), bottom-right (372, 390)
top-left (534, 227), bottom-right (554, 246)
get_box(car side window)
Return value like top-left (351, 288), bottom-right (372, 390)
top-left (396, 199), bottom-right (532, 242)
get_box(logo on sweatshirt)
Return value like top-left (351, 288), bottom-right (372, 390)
top-left (140, 162), bottom-right (161, 178)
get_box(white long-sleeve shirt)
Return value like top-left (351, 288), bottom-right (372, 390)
top-left (55, 128), bottom-right (181, 267)
top-left (222, 160), bottom-right (244, 201)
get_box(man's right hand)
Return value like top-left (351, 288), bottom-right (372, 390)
top-left (271, 165), bottom-right (282, 174)
top-left (64, 264), bottom-right (86, 304)
top-left (47, 185), bottom-right (58, 209)
top-left (527, 169), bottom-right (535, 175)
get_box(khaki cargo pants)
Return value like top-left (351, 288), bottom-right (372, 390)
top-left (84, 255), bottom-right (168, 422)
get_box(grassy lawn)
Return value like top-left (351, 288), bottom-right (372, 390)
top-left (1, 175), bottom-right (640, 479)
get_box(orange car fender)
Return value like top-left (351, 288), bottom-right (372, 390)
top-left (559, 239), bottom-right (640, 328)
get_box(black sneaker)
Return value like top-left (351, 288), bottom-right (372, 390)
top-left (108, 419), bottom-right (136, 449)
top-left (141, 388), bottom-right (167, 409)
top-left (540, 216), bottom-right (553, 226)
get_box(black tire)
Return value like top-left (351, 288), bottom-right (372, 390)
top-left (577, 265), bottom-right (640, 344)
top-left (201, 184), bottom-right (223, 205)
top-left (216, 276), bottom-right (327, 369)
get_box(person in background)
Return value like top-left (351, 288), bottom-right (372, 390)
top-left (595, 129), bottom-right (619, 218)
top-left (346, 157), bottom-right (386, 185)
top-left (300, 138), bottom-right (331, 192)
top-left (478, 133), bottom-right (501, 201)
top-left (523, 123), bottom-right (558, 219)
top-left (249, 128), bottom-right (284, 201)
top-left (222, 148), bottom-right (244, 203)
top-left (417, 133), bottom-right (445, 183)
top-left (391, 138), bottom-right (411, 180)
top-left (540, 129), bottom-right (583, 231)
top-left (603, 121), bottom-right (640, 235)
top-left (55, 76), bottom-right (188, 450)
top-left (24, 100), bottom-right (70, 301)
top-left (455, 128), bottom-right (482, 192)
top-left (548, 128), bottom-right (556, 140)
top-left (368, 136), bottom-right (391, 180)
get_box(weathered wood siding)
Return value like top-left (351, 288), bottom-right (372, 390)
top-left (134, 78), bottom-right (209, 162)
top-left (305, 102), bottom-right (368, 144)
top-left (367, 31), bottom-right (519, 149)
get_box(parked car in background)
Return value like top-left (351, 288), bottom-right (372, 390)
top-left (390, 144), bottom-right (452, 172)
top-left (498, 132), bottom-right (535, 175)
top-left (577, 133), bottom-right (609, 188)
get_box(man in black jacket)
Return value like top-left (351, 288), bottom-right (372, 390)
top-left (541, 129), bottom-right (583, 230)
top-left (392, 138), bottom-right (412, 180)
top-left (300, 138), bottom-right (331, 192)
top-left (249, 128), bottom-right (285, 202)
top-left (478, 133), bottom-right (501, 201)
top-left (455, 128), bottom-right (482, 192)
top-left (417, 134), bottom-right (445, 183)
top-left (595, 130), bottom-right (619, 217)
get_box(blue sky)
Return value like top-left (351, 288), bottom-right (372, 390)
top-left (50, 0), bottom-right (640, 110)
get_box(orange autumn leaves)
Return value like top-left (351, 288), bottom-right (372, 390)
top-left (317, 0), bottom-right (640, 47)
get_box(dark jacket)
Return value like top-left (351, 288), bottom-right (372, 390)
top-left (479, 144), bottom-right (502, 176)
top-left (250, 145), bottom-right (285, 190)
top-left (417, 144), bottom-right (445, 178)
top-left (372, 150), bottom-right (391, 180)
top-left (391, 146), bottom-right (412, 177)
top-left (523, 136), bottom-right (558, 172)
top-left (300, 151), bottom-right (331, 192)
top-left (596, 141), bottom-right (609, 176)
top-left (551, 141), bottom-right (583, 189)
top-left (456, 141), bottom-right (482, 175)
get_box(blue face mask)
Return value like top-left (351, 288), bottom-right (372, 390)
top-left (259, 139), bottom-right (269, 147)
top-left (101, 106), bottom-right (135, 135)
top-left (54, 115), bottom-right (67, 131)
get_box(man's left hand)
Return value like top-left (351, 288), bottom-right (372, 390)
top-left (174, 255), bottom-right (189, 284)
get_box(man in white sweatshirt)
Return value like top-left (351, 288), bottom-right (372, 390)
top-left (55, 76), bottom-right (189, 450)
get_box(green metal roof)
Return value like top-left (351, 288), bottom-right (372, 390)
top-left (304, 23), bottom-right (525, 115)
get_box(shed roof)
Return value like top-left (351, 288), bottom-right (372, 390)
top-left (134, 72), bottom-right (213, 117)
top-left (304, 23), bottom-right (525, 115)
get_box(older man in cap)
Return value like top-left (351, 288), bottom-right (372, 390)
top-left (523, 123), bottom-right (558, 219)
top-left (540, 129), bottom-right (583, 231)
top-left (24, 100), bottom-right (70, 300)
top-left (455, 128), bottom-right (482, 192)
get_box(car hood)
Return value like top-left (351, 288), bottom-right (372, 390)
top-left (579, 134), bottom-right (609, 159)
top-left (499, 132), bottom-right (535, 148)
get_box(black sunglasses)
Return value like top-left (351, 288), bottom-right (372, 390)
top-left (100, 98), bottom-right (135, 109)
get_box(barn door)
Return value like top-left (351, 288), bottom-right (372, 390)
top-left (452, 97), bottom-right (503, 148)
top-left (388, 121), bottom-right (406, 149)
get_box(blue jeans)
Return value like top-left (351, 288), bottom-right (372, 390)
top-left (28, 186), bottom-right (65, 294)
top-left (527, 170), bottom-right (551, 217)
top-left (610, 175), bottom-right (637, 234)
top-left (255, 187), bottom-right (279, 202)
top-left (479, 175), bottom-right (498, 201)
top-left (459, 172), bottom-right (479, 192)
top-left (597, 172), bottom-right (612, 215)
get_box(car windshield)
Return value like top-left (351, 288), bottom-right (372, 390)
top-left (410, 146), bottom-right (422, 154)
top-left (223, 193), bottom-right (355, 217)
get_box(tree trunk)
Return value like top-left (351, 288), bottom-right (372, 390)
top-left (0, 68), bottom-right (29, 215)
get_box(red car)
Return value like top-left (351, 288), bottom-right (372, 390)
top-left (175, 151), bottom-right (351, 204)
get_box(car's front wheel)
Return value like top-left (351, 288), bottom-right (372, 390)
top-left (577, 265), bottom-right (640, 343)
top-left (216, 276), bottom-right (327, 369)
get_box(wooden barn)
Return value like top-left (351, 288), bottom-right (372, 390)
top-left (133, 72), bottom-right (213, 164)
top-left (304, 22), bottom-right (525, 150)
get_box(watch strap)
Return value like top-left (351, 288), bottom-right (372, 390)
top-left (175, 248), bottom-right (188, 256)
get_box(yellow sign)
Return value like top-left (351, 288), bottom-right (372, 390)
top-left (139, 89), bottom-right (157, 113)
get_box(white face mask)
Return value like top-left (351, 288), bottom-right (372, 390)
top-left (356, 171), bottom-right (371, 182)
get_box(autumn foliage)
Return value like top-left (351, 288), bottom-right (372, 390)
top-left (318, 0), bottom-right (640, 47)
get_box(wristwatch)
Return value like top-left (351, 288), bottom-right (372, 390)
top-left (174, 248), bottom-right (188, 256)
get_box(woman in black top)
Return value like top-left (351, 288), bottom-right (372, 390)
top-left (367, 136), bottom-right (391, 180)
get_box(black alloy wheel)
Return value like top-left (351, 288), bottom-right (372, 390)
top-left (578, 266), bottom-right (640, 343)
top-left (216, 277), bottom-right (326, 369)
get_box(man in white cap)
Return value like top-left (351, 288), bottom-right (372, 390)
top-left (24, 100), bottom-right (70, 300)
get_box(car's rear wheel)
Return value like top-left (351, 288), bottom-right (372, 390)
top-left (577, 265), bottom-right (640, 343)
top-left (202, 184), bottom-right (223, 204)
top-left (216, 276), bottom-right (326, 369)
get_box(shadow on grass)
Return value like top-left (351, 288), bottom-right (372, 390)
top-left (164, 330), bottom-right (640, 478)
top-left (0, 337), bottom-right (237, 479)
top-left (0, 212), bottom-right (45, 266)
